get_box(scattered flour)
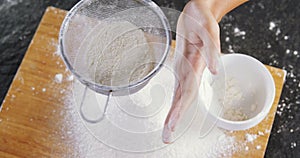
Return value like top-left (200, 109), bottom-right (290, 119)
top-left (55, 73), bottom-right (63, 83)
top-left (284, 35), bottom-right (289, 40)
top-left (54, 49), bottom-right (61, 56)
top-left (233, 27), bottom-right (246, 36)
top-left (60, 65), bottom-right (244, 157)
top-left (245, 146), bottom-right (249, 151)
top-left (291, 142), bottom-right (297, 149)
top-left (264, 129), bottom-right (270, 133)
top-left (67, 75), bottom-right (74, 81)
top-left (258, 131), bottom-right (264, 136)
top-left (256, 145), bottom-right (261, 150)
top-left (269, 21), bottom-right (276, 30)
top-left (225, 37), bottom-right (230, 42)
top-left (275, 28), bottom-right (281, 35)
top-left (245, 133), bottom-right (258, 142)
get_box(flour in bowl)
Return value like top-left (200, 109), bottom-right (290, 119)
top-left (222, 77), bottom-right (248, 121)
top-left (79, 21), bottom-right (155, 86)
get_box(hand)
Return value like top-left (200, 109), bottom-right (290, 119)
top-left (162, 0), bottom-right (248, 144)
top-left (162, 0), bottom-right (220, 144)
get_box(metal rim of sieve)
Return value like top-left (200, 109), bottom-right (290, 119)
top-left (59, 0), bottom-right (171, 95)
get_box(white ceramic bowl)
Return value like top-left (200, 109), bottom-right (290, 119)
top-left (201, 53), bottom-right (276, 131)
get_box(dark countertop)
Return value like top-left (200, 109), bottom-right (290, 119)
top-left (0, 0), bottom-right (299, 157)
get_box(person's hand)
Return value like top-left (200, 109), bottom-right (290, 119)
top-left (162, 0), bottom-right (220, 144)
top-left (162, 0), bottom-right (248, 144)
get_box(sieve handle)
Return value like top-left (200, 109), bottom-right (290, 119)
top-left (79, 86), bottom-right (112, 123)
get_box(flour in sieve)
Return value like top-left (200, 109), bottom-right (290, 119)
top-left (79, 21), bottom-right (155, 86)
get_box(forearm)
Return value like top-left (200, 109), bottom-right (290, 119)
top-left (196, 0), bottom-right (249, 22)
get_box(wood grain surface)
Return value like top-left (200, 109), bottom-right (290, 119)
top-left (0, 7), bottom-right (286, 158)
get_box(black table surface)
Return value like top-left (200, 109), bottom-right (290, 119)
top-left (0, 0), bottom-right (299, 157)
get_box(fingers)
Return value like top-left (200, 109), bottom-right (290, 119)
top-left (168, 106), bottom-right (181, 131)
top-left (162, 103), bottom-right (180, 144)
top-left (162, 4), bottom-right (221, 144)
top-left (182, 1), bottom-right (221, 75)
top-left (180, 10), bottom-right (221, 75)
top-left (162, 35), bottom-right (206, 144)
top-left (196, 16), bottom-right (221, 75)
top-left (162, 124), bottom-right (172, 143)
top-left (162, 61), bottom-right (184, 144)
top-left (162, 58), bottom-right (206, 144)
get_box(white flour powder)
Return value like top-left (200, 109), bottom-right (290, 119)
top-left (79, 21), bottom-right (155, 86)
top-left (222, 77), bottom-right (248, 121)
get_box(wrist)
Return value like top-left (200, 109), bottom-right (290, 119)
top-left (195, 0), bottom-right (249, 22)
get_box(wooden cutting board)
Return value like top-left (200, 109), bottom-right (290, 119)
top-left (0, 7), bottom-right (286, 158)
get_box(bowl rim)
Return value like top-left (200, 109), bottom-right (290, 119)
top-left (206, 53), bottom-right (276, 130)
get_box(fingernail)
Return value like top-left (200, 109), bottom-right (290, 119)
top-left (162, 135), bottom-right (171, 144)
top-left (162, 126), bottom-right (172, 144)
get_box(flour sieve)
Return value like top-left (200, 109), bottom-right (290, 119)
top-left (59, 0), bottom-right (171, 123)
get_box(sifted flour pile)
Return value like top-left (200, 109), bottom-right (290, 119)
top-left (222, 77), bottom-right (249, 121)
top-left (79, 21), bottom-right (155, 86)
top-left (200, 71), bottom-right (250, 121)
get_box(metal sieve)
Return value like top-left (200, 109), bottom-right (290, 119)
top-left (59, 0), bottom-right (171, 123)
